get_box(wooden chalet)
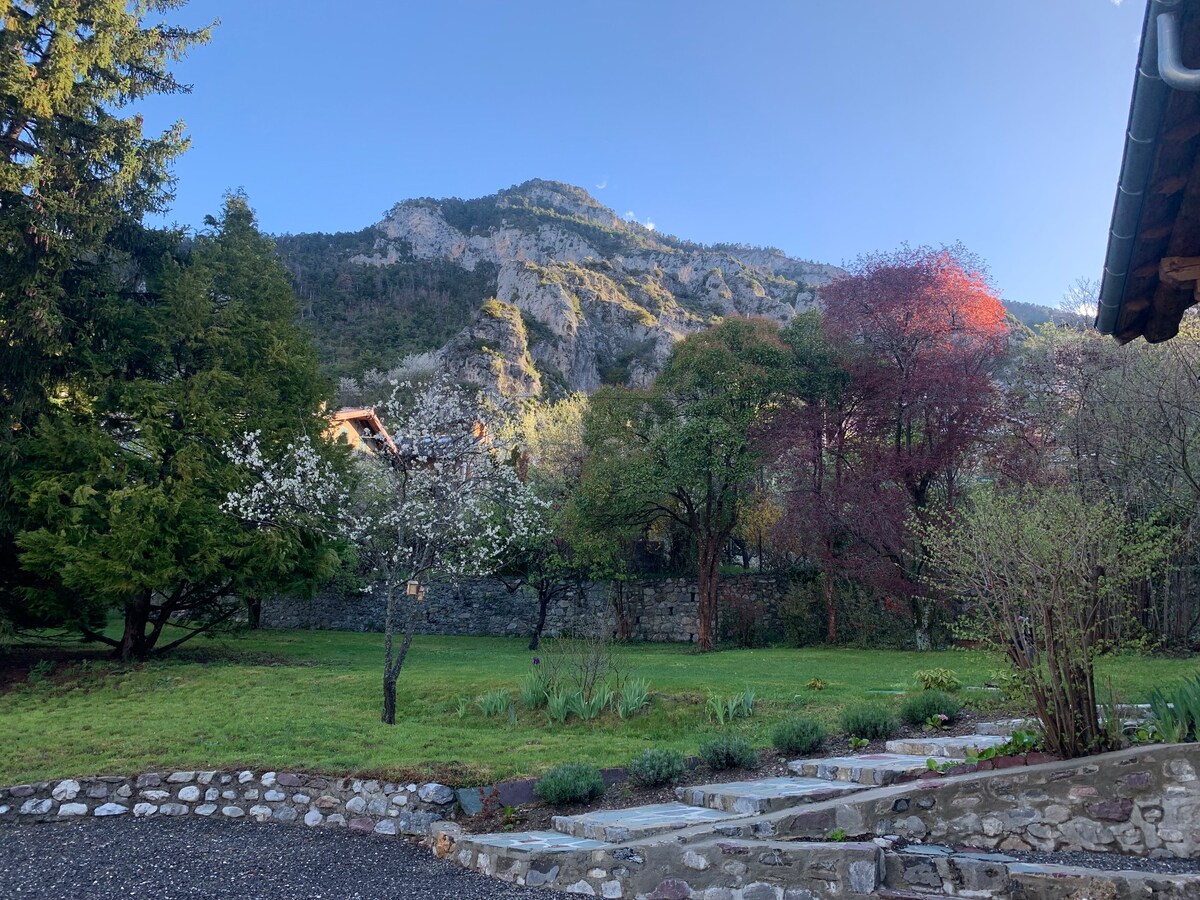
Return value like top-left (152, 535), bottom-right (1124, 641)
top-left (326, 407), bottom-right (398, 458)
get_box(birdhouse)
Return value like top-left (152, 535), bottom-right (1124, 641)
top-left (406, 579), bottom-right (420, 596)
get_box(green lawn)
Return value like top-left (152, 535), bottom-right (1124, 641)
top-left (1, 630), bottom-right (1196, 786)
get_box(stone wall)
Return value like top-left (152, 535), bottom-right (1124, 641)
top-left (261, 575), bottom-right (786, 644)
top-left (776, 744), bottom-right (1200, 858)
top-left (0, 769), bottom-right (457, 838)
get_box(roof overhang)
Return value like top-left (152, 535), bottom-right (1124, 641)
top-left (1097, 0), bottom-right (1200, 343)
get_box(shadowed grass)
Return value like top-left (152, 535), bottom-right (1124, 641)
top-left (1, 630), bottom-right (1194, 786)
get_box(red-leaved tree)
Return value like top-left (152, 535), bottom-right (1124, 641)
top-left (771, 246), bottom-right (1007, 647)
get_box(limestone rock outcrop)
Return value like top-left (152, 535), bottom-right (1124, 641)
top-left (339, 179), bottom-right (842, 395)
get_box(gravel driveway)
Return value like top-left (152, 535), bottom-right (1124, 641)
top-left (0, 818), bottom-right (533, 899)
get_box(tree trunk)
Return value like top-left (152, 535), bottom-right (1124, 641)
top-left (696, 538), bottom-right (722, 652)
top-left (246, 598), bottom-right (262, 630)
top-left (118, 590), bottom-right (154, 662)
top-left (382, 675), bottom-right (397, 726)
top-left (912, 596), bottom-right (933, 652)
top-left (529, 586), bottom-right (551, 651)
top-left (612, 582), bottom-right (632, 641)
top-left (823, 572), bottom-right (837, 644)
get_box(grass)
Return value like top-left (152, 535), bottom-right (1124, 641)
top-left (0, 629), bottom-right (1195, 787)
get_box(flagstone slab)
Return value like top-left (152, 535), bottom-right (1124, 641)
top-left (676, 776), bottom-right (867, 814)
top-left (787, 753), bottom-right (954, 786)
top-left (553, 802), bottom-right (743, 841)
top-left (460, 830), bottom-right (610, 854)
top-left (976, 718), bottom-right (1039, 737)
top-left (885, 734), bottom-right (1007, 758)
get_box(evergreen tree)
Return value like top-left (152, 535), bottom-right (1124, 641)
top-left (1, 0), bottom-right (212, 629)
top-left (12, 196), bottom-right (341, 660)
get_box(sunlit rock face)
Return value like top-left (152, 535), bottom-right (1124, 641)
top-left (349, 178), bottom-right (841, 396)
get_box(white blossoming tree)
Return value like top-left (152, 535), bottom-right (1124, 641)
top-left (226, 377), bottom-right (548, 724)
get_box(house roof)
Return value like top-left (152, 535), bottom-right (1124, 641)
top-left (1097, 0), bottom-right (1200, 343)
top-left (329, 407), bottom-right (399, 457)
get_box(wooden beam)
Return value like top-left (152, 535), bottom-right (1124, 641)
top-left (1159, 255), bottom-right (1200, 284)
top-left (1155, 174), bottom-right (1190, 196)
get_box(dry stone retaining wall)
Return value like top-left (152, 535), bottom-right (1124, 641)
top-left (261, 575), bottom-right (785, 644)
top-left (0, 769), bottom-right (457, 838)
top-left (776, 744), bottom-right (1200, 858)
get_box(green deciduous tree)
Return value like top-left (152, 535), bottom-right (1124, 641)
top-left (12, 196), bottom-right (339, 660)
top-left (577, 318), bottom-right (791, 651)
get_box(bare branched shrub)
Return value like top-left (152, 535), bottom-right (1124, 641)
top-left (925, 489), bottom-right (1171, 758)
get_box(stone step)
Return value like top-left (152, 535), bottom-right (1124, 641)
top-left (885, 734), bottom-right (1008, 758)
top-left (975, 718), bottom-right (1038, 737)
top-left (788, 753), bottom-right (956, 786)
top-left (676, 776), bottom-right (867, 814)
top-left (458, 829), bottom-right (611, 856)
top-left (551, 801), bottom-right (744, 842)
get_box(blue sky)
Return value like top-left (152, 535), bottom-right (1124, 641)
top-left (141, 0), bottom-right (1145, 306)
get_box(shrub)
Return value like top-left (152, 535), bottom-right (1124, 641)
top-left (534, 763), bottom-right (606, 805)
top-left (627, 748), bottom-right (687, 787)
top-left (913, 668), bottom-right (961, 692)
top-left (900, 690), bottom-right (962, 726)
top-left (771, 717), bottom-right (827, 755)
top-left (839, 703), bottom-right (898, 741)
top-left (698, 735), bottom-right (757, 771)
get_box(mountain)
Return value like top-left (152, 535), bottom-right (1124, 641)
top-left (275, 180), bottom-right (842, 396)
top-left (1005, 299), bottom-right (1090, 330)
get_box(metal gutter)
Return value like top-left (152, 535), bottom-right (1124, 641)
top-left (1096, 0), bottom-right (1173, 335)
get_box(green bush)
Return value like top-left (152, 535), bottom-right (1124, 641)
top-left (626, 748), bottom-right (687, 787)
top-left (534, 763), bottom-right (606, 805)
top-left (913, 668), bottom-right (961, 692)
top-left (771, 717), bottom-right (827, 755)
top-left (839, 703), bottom-right (898, 741)
top-left (900, 690), bottom-right (962, 726)
top-left (698, 735), bottom-right (757, 771)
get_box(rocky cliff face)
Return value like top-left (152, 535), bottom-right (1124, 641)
top-left (301, 179), bottom-right (841, 396)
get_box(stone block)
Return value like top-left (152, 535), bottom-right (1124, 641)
top-left (51, 780), bottom-right (80, 801)
top-left (19, 798), bottom-right (52, 815)
top-left (57, 803), bottom-right (88, 817)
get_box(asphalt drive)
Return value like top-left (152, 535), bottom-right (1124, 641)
top-left (0, 817), bottom-right (533, 899)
